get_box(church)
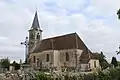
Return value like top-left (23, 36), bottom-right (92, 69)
top-left (27, 11), bottom-right (101, 72)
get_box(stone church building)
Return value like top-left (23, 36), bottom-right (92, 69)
top-left (27, 11), bottom-right (100, 72)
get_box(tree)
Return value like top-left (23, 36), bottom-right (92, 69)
top-left (11, 61), bottom-right (20, 70)
top-left (111, 57), bottom-right (118, 68)
top-left (0, 58), bottom-right (10, 70)
top-left (94, 52), bottom-right (110, 70)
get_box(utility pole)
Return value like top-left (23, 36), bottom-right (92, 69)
top-left (21, 37), bottom-right (29, 64)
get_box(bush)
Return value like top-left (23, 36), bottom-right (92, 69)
top-left (0, 58), bottom-right (10, 71)
top-left (35, 68), bottom-right (120, 80)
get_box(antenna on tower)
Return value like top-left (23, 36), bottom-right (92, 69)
top-left (35, 0), bottom-right (39, 11)
top-left (36, 4), bottom-right (37, 11)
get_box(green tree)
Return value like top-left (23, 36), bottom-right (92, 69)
top-left (11, 61), bottom-right (20, 70)
top-left (111, 57), bottom-right (118, 67)
top-left (0, 58), bottom-right (10, 70)
top-left (94, 52), bottom-right (110, 70)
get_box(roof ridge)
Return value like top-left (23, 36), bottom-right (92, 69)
top-left (42, 32), bottom-right (76, 40)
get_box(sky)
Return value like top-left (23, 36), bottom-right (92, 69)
top-left (0, 0), bottom-right (120, 63)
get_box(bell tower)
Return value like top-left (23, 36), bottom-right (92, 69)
top-left (28, 11), bottom-right (42, 53)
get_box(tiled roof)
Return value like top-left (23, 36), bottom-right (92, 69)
top-left (31, 11), bottom-right (41, 30)
top-left (79, 50), bottom-right (96, 64)
top-left (32, 33), bottom-right (88, 53)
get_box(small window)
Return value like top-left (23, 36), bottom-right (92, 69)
top-left (30, 33), bottom-right (34, 39)
top-left (37, 33), bottom-right (40, 39)
top-left (66, 53), bottom-right (69, 61)
top-left (46, 54), bottom-right (49, 62)
top-left (94, 61), bottom-right (96, 68)
top-left (33, 56), bottom-right (36, 63)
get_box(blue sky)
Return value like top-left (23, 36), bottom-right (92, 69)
top-left (0, 0), bottom-right (120, 62)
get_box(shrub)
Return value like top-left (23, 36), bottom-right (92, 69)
top-left (35, 68), bottom-right (120, 80)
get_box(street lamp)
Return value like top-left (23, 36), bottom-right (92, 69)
top-left (21, 37), bottom-right (29, 64)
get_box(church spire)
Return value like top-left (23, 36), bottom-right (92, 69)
top-left (31, 11), bottom-right (41, 30)
top-left (28, 10), bottom-right (43, 54)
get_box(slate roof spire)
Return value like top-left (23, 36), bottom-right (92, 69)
top-left (31, 11), bottom-right (41, 30)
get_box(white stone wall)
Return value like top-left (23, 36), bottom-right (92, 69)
top-left (89, 59), bottom-right (100, 70)
top-left (80, 64), bottom-right (89, 71)
top-left (59, 49), bottom-right (83, 67)
top-left (29, 49), bottom-right (83, 69)
top-left (29, 50), bottom-right (58, 68)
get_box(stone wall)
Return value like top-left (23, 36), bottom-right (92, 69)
top-left (29, 49), bottom-right (83, 70)
top-left (80, 64), bottom-right (89, 71)
top-left (89, 59), bottom-right (100, 70)
top-left (59, 49), bottom-right (83, 68)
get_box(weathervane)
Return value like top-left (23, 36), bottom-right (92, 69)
top-left (20, 37), bottom-right (29, 64)
top-left (116, 45), bottom-right (120, 55)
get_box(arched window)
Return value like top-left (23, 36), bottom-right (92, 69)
top-left (66, 53), bottom-right (69, 61)
top-left (37, 33), bottom-right (40, 39)
top-left (46, 54), bottom-right (49, 62)
top-left (30, 33), bottom-right (34, 39)
top-left (94, 61), bottom-right (96, 68)
top-left (33, 56), bottom-right (36, 63)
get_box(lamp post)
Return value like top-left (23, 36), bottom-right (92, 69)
top-left (21, 37), bottom-right (29, 64)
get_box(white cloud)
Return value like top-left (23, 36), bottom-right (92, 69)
top-left (0, 36), bottom-right (8, 40)
top-left (89, 0), bottom-right (120, 16)
top-left (0, 0), bottom-right (120, 62)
